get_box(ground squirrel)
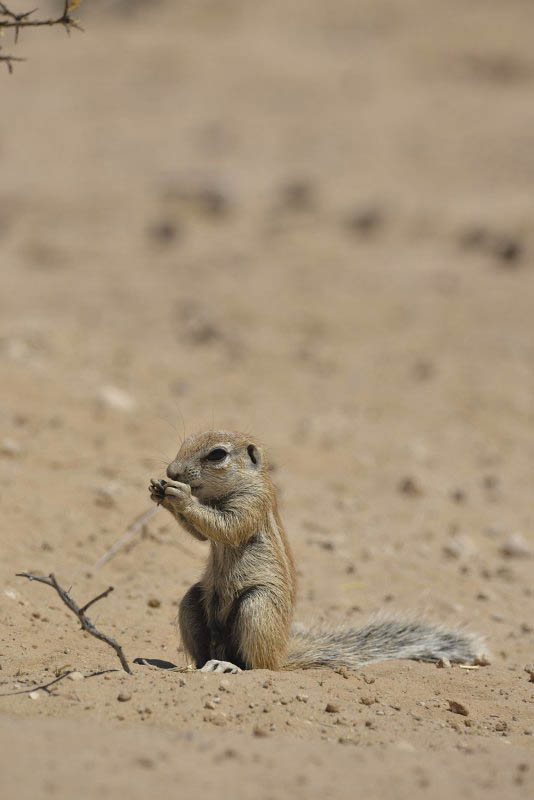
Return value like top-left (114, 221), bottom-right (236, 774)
top-left (149, 430), bottom-right (487, 674)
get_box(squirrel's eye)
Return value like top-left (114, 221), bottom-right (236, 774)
top-left (206, 448), bottom-right (227, 462)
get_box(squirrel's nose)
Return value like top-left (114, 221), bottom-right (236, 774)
top-left (166, 462), bottom-right (182, 481)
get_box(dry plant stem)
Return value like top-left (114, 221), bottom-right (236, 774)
top-left (16, 572), bottom-right (132, 674)
top-left (90, 505), bottom-right (161, 574)
top-left (0, 668), bottom-right (119, 697)
top-left (0, 671), bottom-right (75, 697)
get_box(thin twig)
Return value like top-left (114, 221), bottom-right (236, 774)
top-left (0, 670), bottom-right (74, 696)
top-left (0, 667), bottom-right (119, 697)
top-left (79, 585), bottom-right (115, 614)
top-left (90, 505), bottom-right (161, 573)
top-left (16, 572), bottom-right (132, 674)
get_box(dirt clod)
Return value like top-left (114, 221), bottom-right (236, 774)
top-left (448, 701), bottom-right (469, 717)
top-left (325, 703), bottom-right (340, 713)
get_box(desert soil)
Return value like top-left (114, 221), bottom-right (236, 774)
top-left (1, 1), bottom-right (533, 798)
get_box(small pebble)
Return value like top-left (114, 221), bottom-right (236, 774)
top-left (279, 179), bottom-right (316, 212)
top-left (0, 438), bottom-right (22, 457)
top-left (325, 702), bottom-right (340, 713)
top-left (253, 725), bottom-right (269, 737)
top-left (344, 207), bottom-right (385, 236)
top-left (148, 220), bottom-right (180, 246)
top-left (448, 700), bottom-right (469, 716)
top-left (334, 666), bottom-right (349, 679)
top-left (398, 477), bottom-right (422, 497)
top-left (135, 756), bottom-right (155, 770)
top-left (28, 691), bottom-right (40, 700)
top-left (206, 712), bottom-right (226, 726)
top-left (443, 536), bottom-right (475, 560)
top-left (94, 487), bottom-right (116, 508)
top-left (68, 671), bottom-right (84, 681)
top-left (437, 658), bottom-right (451, 668)
top-left (450, 488), bottom-right (467, 504)
top-left (500, 533), bottom-right (532, 559)
top-left (493, 237), bottom-right (523, 266)
top-left (412, 360), bottom-right (435, 381)
top-left (147, 598), bottom-right (161, 608)
top-left (117, 692), bottom-right (132, 702)
top-left (482, 475), bottom-right (499, 490)
top-left (98, 386), bottom-right (137, 412)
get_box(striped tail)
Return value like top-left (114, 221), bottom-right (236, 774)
top-left (283, 615), bottom-right (488, 670)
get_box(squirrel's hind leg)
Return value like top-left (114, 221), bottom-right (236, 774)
top-left (178, 583), bottom-right (211, 668)
top-left (228, 587), bottom-right (289, 670)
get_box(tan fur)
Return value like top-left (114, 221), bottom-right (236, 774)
top-left (150, 430), bottom-right (487, 671)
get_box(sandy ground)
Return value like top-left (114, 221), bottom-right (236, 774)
top-left (1, 1), bottom-right (533, 798)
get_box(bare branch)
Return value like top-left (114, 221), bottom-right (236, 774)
top-left (0, 668), bottom-right (119, 697)
top-left (79, 585), bottom-right (114, 614)
top-left (0, 2), bottom-right (83, 71)
top-left (16, 572), bottom-right (132, 674)
top-left (0, 53), bottom-right (25, 72)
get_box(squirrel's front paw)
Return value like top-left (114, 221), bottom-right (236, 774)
top-left (149, 478), bottom-right (167, 505)
top-left (149, 478), bottom-right (192, 511)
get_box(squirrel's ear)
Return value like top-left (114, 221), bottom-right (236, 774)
top-left (247, 443), bottom-right (262, 468)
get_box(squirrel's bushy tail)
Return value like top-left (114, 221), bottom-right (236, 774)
top-left (283, 615), bottom-right (487, 670)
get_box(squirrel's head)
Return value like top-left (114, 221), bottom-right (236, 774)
top-left (166, 430), bottom-right (265, 503)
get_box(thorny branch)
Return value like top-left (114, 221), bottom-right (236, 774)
top-left (16, 572), bottom-right (132, 674)
top-left (0, 2), bottom-right (83, 72)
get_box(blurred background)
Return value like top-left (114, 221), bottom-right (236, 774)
top-left (1, 0), bottom-right (533, 653)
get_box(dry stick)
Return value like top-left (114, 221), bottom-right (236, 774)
top-left (71, 503), bottom-right (198, 585)
top-left (0, 671), bottom-right (75, 697)
top-left (90, 505), bottom-right (161, 574)
top-left (16, 572), bottom-right (132, 674)
top-left (0, 668), bottom-right (119, 697)
top-left (67, 505), bottom-right (162, 586)
top-left (90, 504), bottom-right (202, 572)
top-left (0, 1), bottom-right (82, 35)
top-left (0, 1), bottom-right (82, 72)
